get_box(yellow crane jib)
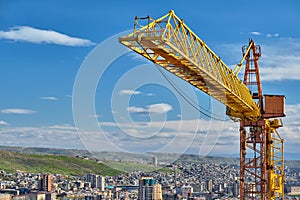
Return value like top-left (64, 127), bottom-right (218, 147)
top-left (119, 10), bottom-right (285, 200)
top-left (233, 41), bottom-right (253, 76)
top-left (118, 10), bottom-right (261, 121)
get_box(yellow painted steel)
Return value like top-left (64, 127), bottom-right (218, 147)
top-left (267, 119), bottom-right (285, 200)
top-left (119, 10), bottom-right (261, 121)
top-left (233, 42), bottom-right (253, 75)
top-left (119, 10), bottom-right (285, 199)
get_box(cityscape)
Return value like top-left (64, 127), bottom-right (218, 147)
top-left (1, 1), bottom-right (300, 200)
top-left (0, 153), bottom-right (300, 200)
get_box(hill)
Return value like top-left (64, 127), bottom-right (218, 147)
top-left (0, 146), bottom-right (240, 165)
top-left (0, 149), bottom-right (169, 176)
top-left (1, 146), bottom-right (299, 176)
top-left (0, 150), bottom-right (122, 176)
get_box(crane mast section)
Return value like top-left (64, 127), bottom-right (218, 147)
top-left (119, 10), bottom-right (260, 121)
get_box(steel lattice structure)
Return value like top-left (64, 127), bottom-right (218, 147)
top-left (119, 10), bottom-right (260, 121)
top-left (119, 10), bottom-right (285, 200)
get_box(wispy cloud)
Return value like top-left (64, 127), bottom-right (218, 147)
top-left (128, 52), bottom-right (151, 63)
top-left (245, 31), bottom-right (280, 38)
top-left (266, 33), bottom-right (280, 38)
top-left (0, 121), bottom-right (9, 126)
top-left (89, 114), bottom-right (102, 118)
top-left (278, 104), bottom-right (300, 153)
top-left (47, 125), bottom-right (77, 131)
top-left (127, 106), bottom-right (147, 113)
top-left (0, 108), bottom-right (36, 114)
top-left (250, 31), bottom-right (261, 36)
top-left (0, 26), bottom-right (95, 46)
top-left (0, 125), bottom-right (83, 149)
top-left (145, 93), bottom-right (155, 97)
top-left (99, 118), bottom-right (236, 154)
top-left (147, 103), bottom-right (173, 114)
top-left (40, 96), bottom-right (58, 101)
top-left (260, 38), bottom-right (300, 81)
top-left (216, 37), bottom-right (300, 81)
top-left (119, 89), bottom-right (141, 95)
top-left (0, 104), bottom-right (298, 155)
top-left (119, 89), bottom-right (155, 97)
top-left (128, 103), bottom-right (172, 114)
top-left (98, 102), bottom-right (300, 155)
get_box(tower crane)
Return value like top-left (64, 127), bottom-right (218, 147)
top-left (119, 10), bottom-right (285, 200)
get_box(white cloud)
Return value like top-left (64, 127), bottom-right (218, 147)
top-left (147, 103), bottom-right (173, 114)
top-left (216, 37), bottom-right (300, 81)
top-left (100, 118), bottom-right (232, 135)
top-left (98, 118), bottom-right (236, 154)
top-left (41, 96), bottom-right (58, 101)
top-left (260, 38), bottom-right (300, 81)
top-left (145, 93), bottom-right (155, 96)
top-left (250, 31), bottom-right (261, 35)
top-left (244, 31), bottom-right (281, 38)
top-left (275, 104), bottom-right (300, 153)
top-left (0, 125), bottom-right (83, 149)
top-left (47, 125), bottom-right (77, 130)
top-left (250, 32), bottom-right (280, 38)
top-left (127, 103), bottom-right (173, 114)
top-left (98, 105), bottom-right (300, 155)
top-left (118, 89), bottom-right (141, 95)
top-left (0, 121), bottom-right (9, 126)
top-left (266, 33), bottom-right (280, 38)
top-left (0, 108), bottom-right (36, 114)
top-left (127, 106), bottom-right (147, 113)
top-left (118, 90), bottom-right (155, 96)
top-left (0, 26), bottom-right (95, 46)
top-left (260, 61), bottom-right (300, 81)
top-left (0, 105), bottom-right (298, 156)
top-left (89, 114), bottom-right (102, 118)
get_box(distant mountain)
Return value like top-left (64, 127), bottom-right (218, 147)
top-left (0, 146), bottom-right (240, 164)
top-left (0, 146), bottom-right (298, 173)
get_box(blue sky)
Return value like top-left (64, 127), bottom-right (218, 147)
top-left (0, 1), bottom-right (300, 158)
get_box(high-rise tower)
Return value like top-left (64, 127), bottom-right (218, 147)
top-left (38, 174), bottom-right (53, 192)
top-left (138, 177), bottom-right (162, 200)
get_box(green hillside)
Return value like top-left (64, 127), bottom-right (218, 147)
top-left (0, 150), bottom-right (122, 176)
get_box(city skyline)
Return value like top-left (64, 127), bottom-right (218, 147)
top-left (0, 1), bottom-right (300, 157)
